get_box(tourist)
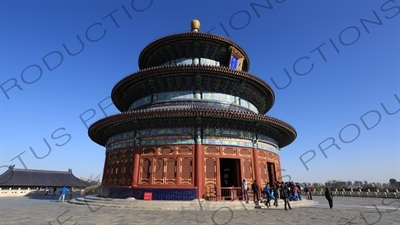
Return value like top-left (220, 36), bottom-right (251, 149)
top-left (292, 183), bottom-right (299, 201)
top-left (272, 186), bottom-right (279, 208)
top-left (281, 183), bottom-right (292, 210)
top-left (53, 187), bottom-right (57, 196)
top-left (45, 187), bottom-right (49, 195)
top-left (296, 183), bottom-right (302, 200)
top-left (68, 186), bottom-right (75, 201)
top-left (275, 181), bottom-right (281, 200)
top-left (285, 182), bottom-right (293, 201)
top-left (304, 185), bottom-right (309, 199)
top-left (242, 179), bottom-right (249, 203)
top-left (251, 180), bottom-right (260, 202)
top-left (59, 186), bottom-right (68, 202)
top-left (325, 187), bottom-right (333, 209)
top-left (264, 183), bottom-right (272, 208)
top-left (308, 186), bottom-right (313, 200)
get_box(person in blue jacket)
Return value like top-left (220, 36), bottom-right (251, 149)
top-left (58, 186), bottom-right (68, 203)
top-left (264, 183), bottom-right (272, 208)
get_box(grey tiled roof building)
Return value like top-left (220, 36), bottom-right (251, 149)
top-left (0, 165), bottom-right (90, 187)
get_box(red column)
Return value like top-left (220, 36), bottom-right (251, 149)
top-left (196, 144), bottom-right (204, 199)
top-left (252, 148), bottom-right (261, 198)
top-left (131, 147), bottom-right (140, 197)
top-left (216, 156), bottom-right (221, 201)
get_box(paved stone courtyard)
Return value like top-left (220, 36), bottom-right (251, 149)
top-left (0, 195), bottom-right (399, 225)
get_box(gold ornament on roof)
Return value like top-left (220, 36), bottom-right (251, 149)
top-left (190, 19), bottom-right (200, 32)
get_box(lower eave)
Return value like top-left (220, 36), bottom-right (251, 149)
top-left (88, 108), bottom-right (296, 148)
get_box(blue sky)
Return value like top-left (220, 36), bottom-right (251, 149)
top-left (1, 0), bottom-right (399, 184)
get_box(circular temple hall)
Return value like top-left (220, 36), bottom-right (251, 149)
top-left (88, 20), bottom-right (297, 200)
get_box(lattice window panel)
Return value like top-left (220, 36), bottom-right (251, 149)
top-left (104, 161), bottom-right (112, 182)
top-left (106, 152), bottom-right (112, 161)
top-left (142, 147), bottom-right (156, 155)
top-left (125, 159), bottom-right (133, 175)
top-left (140, 158), bottom-right (151, 184)
top-left (110, 161), bottom-right (116, 179)
top-left (116, 150), bottom-right (123, 158)
top-left (203, 157), bottom-right (216, 192)
top-left (239, 148), bottom-right (251, 156)
top-left (165, 158), bottom-right (177, 184)
top-left (160, 147), bottom-right (174, 155)
top-left (276, 163), bottom-right (282, 182)
top-left (122, 159), bottom-right (132, 185)
top-left (204, 158), bottom-right (217, 200)
top-left (123, 149), bottom-right (134, 157)
top-left (223, 147), bottom-right (236, 155)
top-left (115, 161), bottom-right (121, 175)
top-left (178, 146), bottom-right (192, 155)
top-left (118, 161), bottom-right (123, 175)
top-left (108, 152), bottom-right (113, 160)
top-left (258, 150), bottom-right (266, 159)
top-left (267, 153), bottom-right (274, 161)
top-left (259, 160), bottom-right (268, 183)
top-left (205, 158), bottom-right (216, 179)
top-left (180, 157), bottom-right (193, 184)
top-left (153, 158), bottom-right (164, 184)
top-left (205, 147), bottom-right (219, 154)
top-left (242, 159), bottom-right (253, 180)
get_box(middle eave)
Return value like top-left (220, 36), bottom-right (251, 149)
top-left (111, 65), bottom-right (275, 114)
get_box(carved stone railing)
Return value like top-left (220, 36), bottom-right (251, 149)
top-left (0, 187), bottom-right (85, 197)
top-left (310, 188), bottom-right (399, 198)
top-left (0, 187), bottom-right (35, 197)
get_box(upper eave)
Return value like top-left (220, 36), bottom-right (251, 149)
top-left (138, 32), bottom-right (250, 71)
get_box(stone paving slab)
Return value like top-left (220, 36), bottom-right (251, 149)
top-left (70, 196), bottom-right (316, 211)
top-left (0, 195), bottom-right (399, 224)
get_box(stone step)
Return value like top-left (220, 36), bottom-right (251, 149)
top-left (68, 196), bottom-right (317, 211)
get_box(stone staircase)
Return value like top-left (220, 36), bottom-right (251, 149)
top-left (68, 196), bottom-right (317, 211)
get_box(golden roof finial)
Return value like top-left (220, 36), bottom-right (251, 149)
top-left (190, 19), bottom-right (200, 33)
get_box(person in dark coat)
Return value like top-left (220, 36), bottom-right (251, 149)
top-left (272, 186), bottom-right (279, 208)
top-left (325, 187), bottom-right (333, 209)
top-left (251, 180), bottom-right (260, 202)
top-left (281, 183), bottom-right (292, 210)
top-left (304, 185), bottom-right (309, 199)
top-left (68, 186), bottom-right (75, 201)
top-left (296, 183), bottom-right (302, 200)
